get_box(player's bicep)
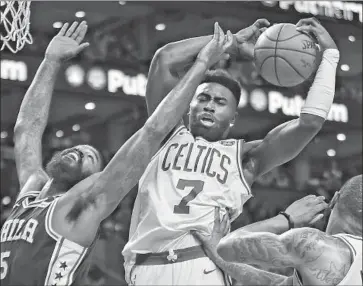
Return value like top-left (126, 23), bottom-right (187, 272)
top-left (13, 129), bottom-right (45, 190)
top-left (247, 118), bottom-right (320, 178)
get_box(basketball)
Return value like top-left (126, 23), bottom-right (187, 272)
top-left (254, 23), bottom-right (318, 87)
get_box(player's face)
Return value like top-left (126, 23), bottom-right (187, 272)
top-left (188, 82), bottom-right (237, 141)
top-left (46, 145), bottom-right (102, 186)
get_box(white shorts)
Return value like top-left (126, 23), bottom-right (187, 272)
top-left (129, 256), bottom-right (227, 285)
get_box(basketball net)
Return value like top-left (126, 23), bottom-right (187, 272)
top-left (1, 1), bottom-right (33, 53)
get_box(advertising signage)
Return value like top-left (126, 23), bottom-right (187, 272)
top-left (239, 87), bottom-right (350, 124)
top-left (1, 54), bottom-right (361, 126)
top-left (260, 1), bottom-right (362, 23)
top-left (1, 55), bottom-right (147, 98)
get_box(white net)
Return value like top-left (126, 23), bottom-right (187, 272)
top-left (1, 1), bottom-right (32, 53)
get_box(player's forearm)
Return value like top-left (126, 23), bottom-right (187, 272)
top-left (217, 229), bottom-right (292, 268)
top-left (147, 59), bottom-right (208, 135)
top-left (159, 35), bottom-right (213, 75)
top-left (241, 214), bottom-right (289, 234)
top-left (300, 49), bottom-right (340, 125)
top-left (213, 256), bottom-right (289, 286)
top-left (146, 35), bottom-right (213, 116)
top-left (14, 59), bottom-right (61, 135)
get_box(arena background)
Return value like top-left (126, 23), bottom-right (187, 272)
top-left (1, 1), bottom-right (362, 285)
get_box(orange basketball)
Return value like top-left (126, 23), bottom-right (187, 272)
top-left (254, 23), bottom-right (318, 87)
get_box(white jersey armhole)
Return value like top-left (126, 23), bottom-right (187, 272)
top-left (45, 197), bottom-right (87, 253)
top-left (236, 139), bottom-right (252, 196)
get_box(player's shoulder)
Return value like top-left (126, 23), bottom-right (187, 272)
top-left (287, 227), bottom-right (334, 244)
top-left (286, 227), bottom-right (351, 261)
top-left (17, 170), bottom-right (49, 200)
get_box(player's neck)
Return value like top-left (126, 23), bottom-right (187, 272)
top-left (39, 178), bottom-right (69, 199)
top-left (189, 129), bottom-right (229, 142)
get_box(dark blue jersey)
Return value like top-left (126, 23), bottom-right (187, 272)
top-left (1, 190), bottom-right (94, 286)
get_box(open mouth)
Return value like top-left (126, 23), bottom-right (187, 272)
top-left (64, 152), bottom-right (80, 163)
top-left (200, 113), bottom-right (215, 126)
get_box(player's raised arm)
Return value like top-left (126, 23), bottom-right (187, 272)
top-left (145, 19), bottom-right (270, 116)
top-left (61, 23), bottom-right (234, 224)
top-left (13, 22), bottom-right (89, 192)
top-left (242, 18), bottom-right (340, 179)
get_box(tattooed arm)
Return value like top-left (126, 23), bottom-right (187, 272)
top-left (13, 21), bottom-right (89, 193)
top-left (193, 207), bottom-right (292, 285)
top-left (217, 227), bottom-right (352, 286)
top-left (213, 255), bottom-right (292, 286)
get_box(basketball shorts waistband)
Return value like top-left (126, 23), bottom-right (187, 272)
top-left (135, 245), bottom-right (207, 265)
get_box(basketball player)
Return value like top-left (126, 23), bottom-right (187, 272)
top-left (0, 21), bottom-right (232, 285)
top-left (213, 175), bottom-right (362, 286)
top-left (123, 17), bottom-right (340, 285)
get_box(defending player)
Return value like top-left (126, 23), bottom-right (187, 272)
top-left (123, 17), bottom-right (339, 285)
top-left (213, 175), bottom-right (362, 286)
top-left (0, 21), bottom-right (231, 285)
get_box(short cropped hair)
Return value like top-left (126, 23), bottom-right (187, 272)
top-left (200, 69), bottom-right (241, 105)
top-left (337, 175), bottom-right (362, 224)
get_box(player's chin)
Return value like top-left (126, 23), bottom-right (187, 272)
top-left (196, 123), bottom-right (223, 140)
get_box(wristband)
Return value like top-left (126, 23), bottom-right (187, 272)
top-left (279, 211), bottom-right (294, 230)
top-left (300, 49), bottom-right (340, 120)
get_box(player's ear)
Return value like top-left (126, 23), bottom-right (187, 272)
top-left (229, 112), bottom-right (237, 127)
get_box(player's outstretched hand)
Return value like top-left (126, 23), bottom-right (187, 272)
top-left (230, 18), bottom-right (270, 60)
top-left (296, 17), bottom-right (337, 51)
top-left (191, 207), bottom-right (230, 259)
top-left (45, 21), bottom-right (89, 63)
top-left (197, 22), bottom-right (234, 69)
top-left (285, 194), bottom-right (328, 228)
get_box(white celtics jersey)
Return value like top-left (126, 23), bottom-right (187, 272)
top-left (293, 233), bottom-right (362, 286)
top-left (122, 125), bottom-right (252, 272)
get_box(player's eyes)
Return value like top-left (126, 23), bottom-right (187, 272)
top-left (87, 155), bottom-right (95, 164)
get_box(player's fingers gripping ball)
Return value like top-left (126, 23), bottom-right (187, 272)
top-left (254, 23), bottom-right (318, 87)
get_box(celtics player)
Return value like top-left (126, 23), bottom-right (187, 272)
top-left (123, 17), bottom-right (340, 285)
top-left (0, 21), bottom-right (232, 285)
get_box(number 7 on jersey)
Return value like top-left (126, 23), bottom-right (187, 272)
top-left (173, 179), bottom-right (205, 214)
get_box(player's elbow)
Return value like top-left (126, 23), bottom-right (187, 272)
top-left (13, 122), bottom-right (31, 143)
top-left (217, 239), bottom-right (236, 262)
top-left (14, 120), bottom-right (27, 136)
top-left (154, 45), bottom-right (173, 65)
top-left (299, 113), bottom-right (324, 131)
